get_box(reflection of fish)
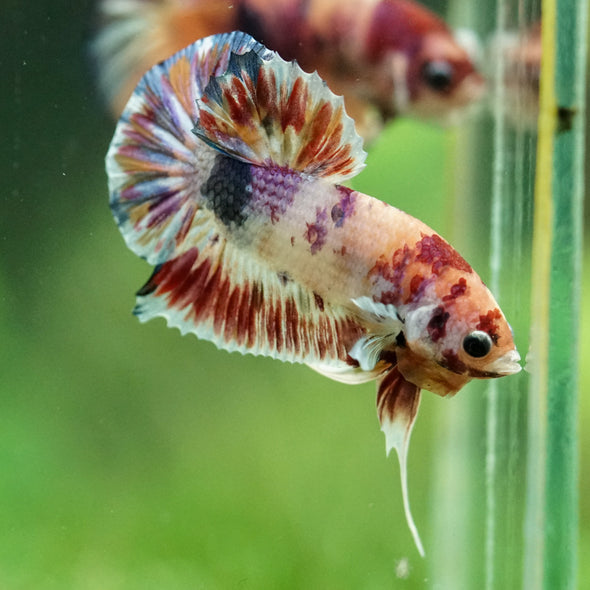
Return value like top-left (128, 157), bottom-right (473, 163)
top-left (488, 22), bottom-right (541, 128)
top-left (95, 0), bottom-right (485, 138)
top-left (106, 32), bottom-right (520, 556)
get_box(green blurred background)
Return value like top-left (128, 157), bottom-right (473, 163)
top-left (1, 1), bottom-right (588, 588)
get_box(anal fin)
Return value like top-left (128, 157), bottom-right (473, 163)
top-left (376, 367), bottom-right (424, 557)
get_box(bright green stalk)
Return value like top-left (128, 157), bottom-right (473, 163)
top-left (524, 0), bottom-right (587, 588)
top-left (544, 0), bottom-right (587, 587)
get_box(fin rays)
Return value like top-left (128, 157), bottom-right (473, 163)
top-left (195, 51), bottom-right (367, 182)
top-left (134, 237), bottom-right (366, 367)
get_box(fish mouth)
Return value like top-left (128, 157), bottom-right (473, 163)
top-left (487, 349), bottom-right (522, 376)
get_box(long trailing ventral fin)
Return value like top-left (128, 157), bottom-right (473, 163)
top-left (376, 366), bottom-right (425, 558)
top-left (194, 47), bottom-right (367, 182)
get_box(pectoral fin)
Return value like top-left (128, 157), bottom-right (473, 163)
top-left (376, 367), bottom-right (424, 557)
top-left (349, 297), bottom-right (403, 370)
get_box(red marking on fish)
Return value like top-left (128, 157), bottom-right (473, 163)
top-left (443, 277), bottom-right (468, 301)
top-left (304, 207), bottom-right (329, 254)
top-left (477, 308), bottom-right (503, 343)
top-left (409, 274), bottom-right (424, 296)
top-left (371, 244), bottom-right (412, 286)
top-left (427, 306), bottom-right (450, 342)
top-left (415, 233), bottom-right (472, 275)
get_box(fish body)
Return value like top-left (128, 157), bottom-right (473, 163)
top-left (106, 32), bottom-right (519, 556)
top-left (95, 0), bottom-right (485, 138)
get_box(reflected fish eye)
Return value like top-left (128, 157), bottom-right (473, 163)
top-left (421, 60), bottom-right (454, 91)
top-left (462, 331), bottom-right (493, 358)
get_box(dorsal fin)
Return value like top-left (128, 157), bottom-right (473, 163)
top-left (194, 49), bottom-right (367, 182)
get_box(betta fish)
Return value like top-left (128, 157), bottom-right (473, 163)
top-left (94, 0), bottom-right (485, 139)
top-left (106, 32), bottom-right (520, 556)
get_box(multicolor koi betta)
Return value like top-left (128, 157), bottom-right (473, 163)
top-left (106, 32), bottom-right (520, 556)
top-left (94, 0), bottom-right (485, 138)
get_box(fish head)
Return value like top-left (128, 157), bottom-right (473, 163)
top-left (396, 273), bottom-right (520, 397)
top-left (400, 30), bottom-right (486, 122)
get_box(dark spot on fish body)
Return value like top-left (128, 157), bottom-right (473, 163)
top-left (370, 247), bottom-right (409, 285)
top-left (409, 274), bottom-right (424, 295)
top-left (304, 207), bottom-right (329, 254)
top-left (331, 187), bottom-right (357, 228)
top-left (476, 309), bottom-right (502, 344)
top-left (370, 246), bottom-right (413, 306)
top-left (415, 233), bottom-right (472, 276)
top-left (331, 204), bottom-right (345, 226)
top-left (427, 306), bottom-right (450, 342)
top-left (379, 290), bottom-right (399, 306)
top-left (201, 155), bottom-right (252, 228)
top-left (443, 277), bottom-right (468, 301)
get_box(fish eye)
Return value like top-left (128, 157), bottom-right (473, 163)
top-left (462, 331), bottom-right (493, 358)
top-left (422, 61), bottom-right (454, 92)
